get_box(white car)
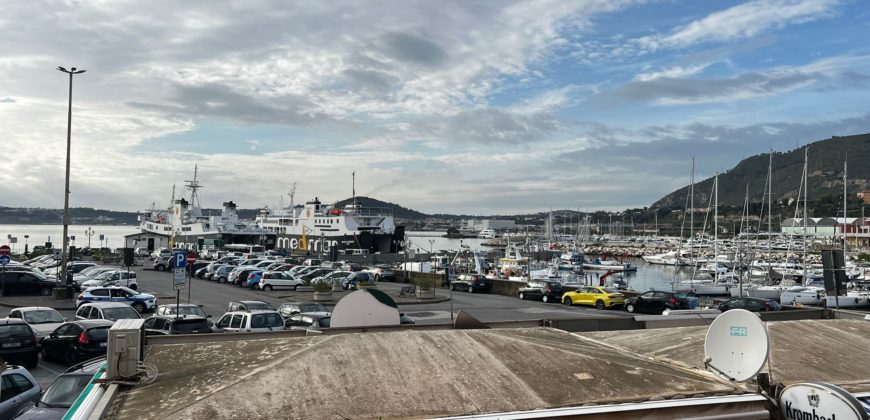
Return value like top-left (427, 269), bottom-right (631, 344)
top-left (79, 270), bottom-right (138, 291)
top-left (215, 310), bottom-right (285, 333)
top-left (150, 247), bottom-right (170, 260)
top-left (134, 247), bottom-right (151, 257)
top-left (7, 306), bottom-right (66, 338)
top-left (76, 286), bottom-right (156, 313)
top-left (258, 271), bottom-right (305, 291)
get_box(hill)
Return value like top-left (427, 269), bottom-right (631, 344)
top-left (651, 133), bottom-right (870, 213)
top-left (331, 196), bottom-right (429, 220)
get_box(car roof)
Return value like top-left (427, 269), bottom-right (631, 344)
top-left (295, 311), bottom-right (331, 319)
top-left (71, 319), bottom-right (115, 327)
top-left (236, 300), bottom-right (269, 305)
top-left (158, 303), bottom-right (201, 308)
top-left (63, 356), bottom-right (107, 375)
top-left (80, 302), bottom-right (134, 308)
top-left (12, 306), bottom-right (60, 312)
top-left (0, 318), bottom-right (29, 325)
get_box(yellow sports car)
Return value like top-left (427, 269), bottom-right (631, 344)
top-left (562, 286), bottom-right (626, 309)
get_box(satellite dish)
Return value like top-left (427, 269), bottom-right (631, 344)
top-left (330, 289), bottom-right (400, 328)
top-left (703, 309), bottom-right (769, 382)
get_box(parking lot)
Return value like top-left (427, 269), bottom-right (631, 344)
top-left (0, 259), bottom-right (634, 388)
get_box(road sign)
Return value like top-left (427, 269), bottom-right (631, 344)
top-left (186, 253), bottom-right (196, 265)
top-left (0, 245), bottom-right (9, 256)
top-left (173, 268), bottom-right (186, 289)
top-left (0, 255), bottom-right (9, 266)
top-left (173, 251), bottom-right (187, 269)
top-left (9, 237), bottom-right (16, 244)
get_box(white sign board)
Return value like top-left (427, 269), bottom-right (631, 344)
top-left (173, 268), bottom-right (186, 290)
top-left (780, 382), bottom-right (868, 420)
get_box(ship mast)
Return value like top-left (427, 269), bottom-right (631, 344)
top-left (352, 171), bottom-right (357, 208)
top-left (288, 182), bottom-right (297, 209)
top-left (185, 165), bottom-right (203, 217)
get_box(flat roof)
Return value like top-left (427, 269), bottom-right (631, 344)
top-left (582, 319), bottom-right (870, 393)
top-left (108, 328), bottom-right (741, 419)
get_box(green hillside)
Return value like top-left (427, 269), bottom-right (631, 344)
top-left (331, 196), bottom-right (428, 220)
top-left (651, 133), bottom-right (870, 214)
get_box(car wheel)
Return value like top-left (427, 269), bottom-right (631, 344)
top-left (563, 297), bottom-right (572, 306)
top-left (41, 287), bottom-right (53, 296)
top-left (65, 349), bottom-right (78, 366)
top-left (129, 284), bottom-right (138, 291)
top-left (626, 303), bottom-right (636, 313)
top-left (157, 265), bottom-right (165, 272)
top-left (595, 300), bottom-right (605, 310)
top-left (542, 295), bottom-right (549, 303)
top-left (374, 275), bottom-right (381, 282)
top-left (468, 285), bottom-right (473, 293)
top-left (218, 276), bottom-right (226, 283)
top-left (293, 285), bottom-right (298, 291)
top-left (265, 284), bottom-right (273, 291)
top-left (518, 292), bottom-right (525, 300)
top-left (132, 302), bottom-right (146, 313)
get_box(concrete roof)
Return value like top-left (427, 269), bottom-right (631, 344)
top-left (108, 328), bottom-right (740, 419)
top-left (582, 319), bottom-right (870, 393)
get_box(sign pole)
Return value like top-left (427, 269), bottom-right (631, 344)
top-left (187, 266), bottom-right (192, 303)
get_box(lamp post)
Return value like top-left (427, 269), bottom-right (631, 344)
top-left (57, 66), bottom-right (86, 294)
top-left (85, 226), bottom-right (94, 249)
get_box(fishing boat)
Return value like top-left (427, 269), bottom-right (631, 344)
top-left (582, 257), bottom-right (637, 271)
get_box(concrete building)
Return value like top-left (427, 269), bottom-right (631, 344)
top-left (123, 232), bottom-right (171, 251)
top-left (464, 219), bottom-right (516, 232)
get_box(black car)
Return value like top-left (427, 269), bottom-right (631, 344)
top-left (0, 270), bottom-right (57, 296)
top-left (624, 291), bottom-right (690, 314)
top-left (718, 297), bottom-right (782, 312)
top-left (234, 268), bottom-right (260, 286)
top-left (0, 319), bottom-right (38, 368)
top-left (40, 320), bottom-right (113, 365)
top-left (15, 357), bottom-right (106, 420)
top-left (450, 274), bottom-right (488, 293)
top-left (143, 315), bottom-right (213, 335)
top-left (518, 281), bottom-right (563, 303)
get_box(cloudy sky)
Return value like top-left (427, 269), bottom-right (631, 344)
top-left (1, 0), bottom-right (869, 215)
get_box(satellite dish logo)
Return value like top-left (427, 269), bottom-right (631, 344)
top-left (807, 390), bottom-right (820, 408)
top-left (729, 326), bottom-right (748, 337)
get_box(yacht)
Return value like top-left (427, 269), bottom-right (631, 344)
top-left (477, 229), bottom-right (496, 239)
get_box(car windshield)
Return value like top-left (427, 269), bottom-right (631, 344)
top-left (173, 306), bottom-right (208, 317)
top-left (250, 313), bottom-right (284, 328)
top-left (39, 374), bottom-right (92, 408)
top-left (23, 310), bottom-right (65, 324)
top-left (244, 302), bottom-right (274, 310)
top-left (299, 304), bottom-right (326, 313)
top-left (101, 307), bottom-right (140, 321)
top-left (0, 324), bottom-right (31, 338)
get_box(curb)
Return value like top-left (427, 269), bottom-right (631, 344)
top-left (0, 301), bottom-right (77, 311)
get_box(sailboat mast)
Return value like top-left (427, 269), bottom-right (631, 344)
top-left (714, 173), bottom-right (718, 281)
top-left (689, 157), bottom-right (695, 263)
top-left (767, 150), bottom-right (773, 278)
top-left (802, 147), bottom-right (808, 283)
top-left (843, 158), bottom-right (848, 257)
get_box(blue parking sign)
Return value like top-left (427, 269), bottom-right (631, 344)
top-left (173, 251), bottom-right (187, 269)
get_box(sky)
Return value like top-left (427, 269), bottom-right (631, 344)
top-left (1, 0), bottom-right (869, 215)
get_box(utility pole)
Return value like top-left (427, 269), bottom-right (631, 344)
top-left (57, 66), bottom-right (86, 296)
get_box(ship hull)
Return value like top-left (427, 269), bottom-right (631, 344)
top-left (274, 228), bottom-right (404, 254)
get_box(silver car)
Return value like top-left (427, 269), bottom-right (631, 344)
top-left (0, 365), bottom-right (41, 419)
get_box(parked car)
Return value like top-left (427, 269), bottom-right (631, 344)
top-left (341, 271), bottom-right (376, 290)
top-left (227, 301), bottom-right (275, 312)
top-left (211, 265), bottom-right (235, 283)
top-left (285, 312), bottom-right (332, 331)
top-left (340, 262), bottom-right (363, 272)
top-left (39, 320), bottom-right (113, 365)
top-left (79, 270), bottom-right (138, 291)
top-left (0, 364), bottom-right (41, 419)
top-left (0, 319), bottom-right (39, 368)
top-left (624, 291), bottom-right (690, 314)
top-left (450, 274), bottom-right (488, 293)
top-left (76, 286), bottom-right (157, 313)
top-left (517, 281), bottom-right (563, 303)
top-left (562, 286), bottom-right (626, 309)
top-left (277, 302), bottom-right (327, 319)
top-left (245, 270), bottom-right (265, 288)
top-left (14, 357), bottom-right (105, 419)
top-left (216, 310), bottom-right (285, 333)
top-left (44, 261), bottom-right (96, 279)
top-left (259, 271), bottom-right (305, 291)
top-left (0, 270), bottom-right (57, 297)
top-left (718, 297), bottom-right (782, 312)
top-left (194, 266), bottom-right (209, 279)
top-left (143, 315), bottom-right (213, 335)
top-left (134, 247), bottom-right (150, 257)
top-left (297, 268), bottom-right (335, 284)
top-left (363, 265), bottom-right (395, 281)
top-left (152, 255), bottom-right (173, 271)
top-left (7, 306), bottom-right (66, 338)
top-left (230, 267), bottom-right (260, 286)
top-left (75, 302), bottom-right (142, 321)
top-left (150, 247), bottom-right (170, 260)
top-left (155, 303), bottom-right (211, 318)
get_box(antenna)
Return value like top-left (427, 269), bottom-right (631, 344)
top-left (288, 182), bottom-right (297, 208)
top-left (185, 165), bottom-right (203, 210)
top-left (703, 309), bottom-right (770, 382)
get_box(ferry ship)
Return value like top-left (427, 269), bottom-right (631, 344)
top-left (255, 195), bottom-right (405, 254)
top-left (137, 167), bottom-right (271, 249)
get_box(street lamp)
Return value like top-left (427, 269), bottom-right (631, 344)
top-left (85, 226), bottom-right (95, 249)
top-left (57, 65), bottom-right (86, 294)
